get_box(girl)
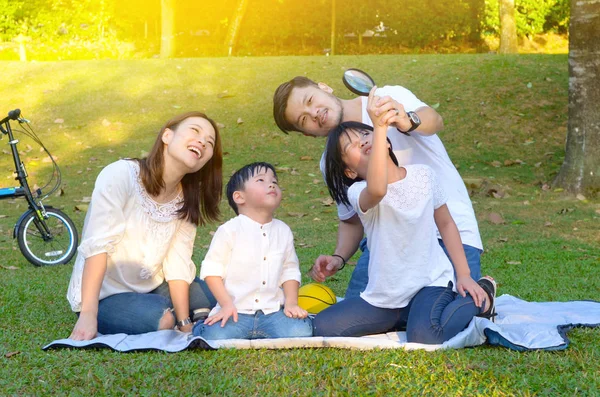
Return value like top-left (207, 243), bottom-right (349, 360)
top-left (68, 111), bottom-right (222, 340)
top-left (314, 89), bottom-right (496, 344)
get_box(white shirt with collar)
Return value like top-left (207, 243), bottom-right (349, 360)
top-left (200, 214), bottom-right (301, 316)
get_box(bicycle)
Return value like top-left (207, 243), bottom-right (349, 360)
top-left (0, 109), bottom-right (78, 266)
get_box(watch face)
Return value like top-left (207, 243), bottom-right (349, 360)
top-left (409, 111), bottom-right (421, 125)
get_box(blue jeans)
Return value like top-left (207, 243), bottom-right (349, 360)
top-left (192, 309), bottom-right (313, 340)
top-left (344, 238), bottom-right (483, 298)
top-left (94, 277), bottom-right (216, 335)
top-left (314, 282), bottom-right (481, 344)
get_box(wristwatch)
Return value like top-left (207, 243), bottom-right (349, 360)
top-left (397, 111), bottom-right (421, 134)
top-left (176, 317), bottom-right (192, 328)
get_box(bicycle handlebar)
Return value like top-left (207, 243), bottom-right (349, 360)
top-left (0, 109), bottom-right (21, 124)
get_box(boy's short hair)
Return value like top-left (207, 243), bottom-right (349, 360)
top-left (273, 76), bottom-right (318, 134)
top-left (226, 162), bottom-right (278, 215)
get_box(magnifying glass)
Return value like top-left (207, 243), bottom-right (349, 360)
top-left (342, 68), bottom-right (375, 96)
top-left (343, 68), bottom-right (413, 137)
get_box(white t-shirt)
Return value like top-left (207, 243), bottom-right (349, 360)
top-left (320, 85), bottom-right (482, 250)
top-left (200, 214), bottom-right (301, 316)
top-left (348, 164), bottom-right (455, 309)
top-left (67, 160), bottom-right (197, 312)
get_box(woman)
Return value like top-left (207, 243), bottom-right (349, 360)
top-left (68, 111), bottom-right (222, 340)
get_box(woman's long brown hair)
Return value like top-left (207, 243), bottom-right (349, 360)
top-left (133, 111), bottom-right (223, 226)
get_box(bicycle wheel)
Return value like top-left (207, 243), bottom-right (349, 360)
top-left (17, 208), bottom-right (79, 266)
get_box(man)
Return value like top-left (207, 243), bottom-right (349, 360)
top-left (273, 76), bottom-right (483, 298)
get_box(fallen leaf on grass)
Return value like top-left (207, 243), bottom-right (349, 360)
top-left (558, 208), bottom-right (575, 215)
top-left (217, 90), bottom-right (235, 99)
top-left (544, 222), bottom-right (553, 227)
top-left (74, 204), bottom-right (89, 212)
top-left (236, 117), bottom-right (243, 124)
top-left (321, 197), bottom-right (334, 206)
top-left (487, 213), bottom-right (505, 224)
top-left (534, 162), bottom-right (542, 168)
top-left (506, 261), bottom-right (522, 265)
top-left (595, 209), bottom-right (600, 215)
top-left (0, 214), bottom-right (7, 218)
top-left (300, 156), bottom-right (313, 161)
top-left (5, 351), bottom-right (20, 358)
top-left (491, 161), bottom-right (502, 168)
top-left (498, 237), bottom-right (509, 243)
top-left (541, 184), bottom-right (551, 191)
top-left (42, 156), bottom-right (58, 163)
top-left (102, 119), bottom-right (111, 127)
top-left (576, 194), bottom-right (587, 202)
top-left (216, 123), bottom-right (226, 129)
top-left (1, 265), bottom-right (20, 270)
top-left (54, 118), bottom-right (64, 124)
top-left (287, 212), bottom-right (306, 218)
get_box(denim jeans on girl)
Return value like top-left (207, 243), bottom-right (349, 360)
top-left (93, 277), bottom-right (216, 335)
top-left (314, 282), bottom-right (482, 344)
top-left (344, 238), bottom-right (483, 298)
top-left (192, 308), bottom-right (313, 340)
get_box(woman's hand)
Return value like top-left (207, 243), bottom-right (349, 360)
top-left (456, 275), bottom-right (487, 309)
top-left (69, 311), bottom-right (98, 341)
top-left (284, 304), bottom-right (308, 319)
top-left (204, 304), bottom-right (238, 327)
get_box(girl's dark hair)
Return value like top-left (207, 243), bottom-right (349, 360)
top-left (132, 111), bottom-right (223, 226)
top-left (324, 121), bottom-right (398, 207)
top-left (226, 162), bottom-right (277, 215)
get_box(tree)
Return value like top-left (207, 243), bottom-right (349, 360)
top-left (499, 0), bottom-right (518, 53)
top-left (225, 0), bottom-right (249, 56)
top-left (554, 0), bottom-right (600, 195)
top-left (160, 0), bottom-right (175, 58)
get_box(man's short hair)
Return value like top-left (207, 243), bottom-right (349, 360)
top-left (226, 162), bottom-right (278, 215)
top-left (273, 76), bottom-right (318, 134)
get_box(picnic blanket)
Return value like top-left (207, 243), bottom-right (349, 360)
top-left (43, 294), bottom-right (600, 353)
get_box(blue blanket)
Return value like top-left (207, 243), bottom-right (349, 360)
top-left (44, 295), bottom-right (600, 352)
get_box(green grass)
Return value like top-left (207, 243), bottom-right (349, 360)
top-left (0, 55), bottom-right (599, 395)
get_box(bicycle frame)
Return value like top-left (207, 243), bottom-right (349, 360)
top-left (0, 114), bottom-right (53, 240)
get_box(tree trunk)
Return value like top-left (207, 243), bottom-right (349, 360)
top-left (330, 0), bottom-right (336, 55)
top-left (498, 0), bottom-right (518, 54)
top-left (225, 0), bottom-right (249, 56)
top-left (554, 0), bottom-right (600, 196)
top-left (160, 0), bottom-right (175, 59)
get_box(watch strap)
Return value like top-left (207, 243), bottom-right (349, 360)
top-left (176, 317), bottom-right (192, 327)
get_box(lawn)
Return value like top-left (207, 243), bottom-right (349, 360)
top-left (0, 54), bottom-right (599, 395)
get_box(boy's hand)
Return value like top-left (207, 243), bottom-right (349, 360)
top-left (284, 304), bottom-right (308, 319)
top-left (204, 304), bottom-right (238, 327)
top-left (456, 275), bottom-right (487, 309)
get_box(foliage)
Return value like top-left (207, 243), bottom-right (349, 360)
top-left (0, 0), bottom-right (570, 59)
top-left (483, 0), bottom-right (570, 37)
top-left (0, 55), bottom-right (599, 395)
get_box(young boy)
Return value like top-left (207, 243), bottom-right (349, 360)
top-left (192, 162), bottom-right (313, 340)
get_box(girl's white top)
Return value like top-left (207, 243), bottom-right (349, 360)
top-left (67, 160), bottom-right (197, 312)
top-left (347, 164), bottom-right (455, 309)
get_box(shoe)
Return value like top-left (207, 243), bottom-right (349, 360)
top-left (476, 276), bottom-right (497, 322)
top-left (192, 308), bottom-right (211, 322)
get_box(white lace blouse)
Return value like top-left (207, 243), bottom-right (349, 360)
top-left (67, 160), bottom-right (197, 312)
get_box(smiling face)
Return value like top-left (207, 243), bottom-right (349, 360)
top-left (235, 167), bottom-right (282, 215)
top-left (162, 116), bottom-right (216, 174)
top-left (339, 128), bottom-right (373, 180)
top-left (283, 84), bottom-right (344, 137)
